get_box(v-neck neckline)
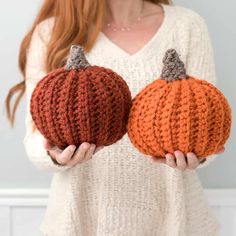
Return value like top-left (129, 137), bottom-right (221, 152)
top-left (99, 3), bottom-right (170, 59)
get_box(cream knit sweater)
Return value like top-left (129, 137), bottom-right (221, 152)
top-left (23, 3), bottom-right (221, 236)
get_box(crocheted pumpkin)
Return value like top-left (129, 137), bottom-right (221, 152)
top-left (127, 49), bottom-right (232, 159)
top-left (30, 45), bottom-right (132, 149)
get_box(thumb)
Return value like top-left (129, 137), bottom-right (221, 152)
top-left (43, 138), bottom-right (55, 150)
top-left (150, 156), bottom-right (166, 163)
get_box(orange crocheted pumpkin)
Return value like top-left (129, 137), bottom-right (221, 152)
top-left (127, 49), bottom-right (232, 159)
top-left (30, 45), bottom-right (132, 149)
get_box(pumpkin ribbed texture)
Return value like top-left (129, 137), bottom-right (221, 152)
top-left (127, 49), bottom-right (232, 158)
top-left (30, 46), bottom-right (132, 149)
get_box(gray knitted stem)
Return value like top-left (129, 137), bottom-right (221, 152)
top-left (65, 45), bottom-right (90, 70)
top-left (160, 49), bottom-right (187, 81)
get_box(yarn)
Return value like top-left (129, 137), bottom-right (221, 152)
top-left (30, 45), bottom-right (132, 149)
top-left (127, 49), bottom-right (232, 159)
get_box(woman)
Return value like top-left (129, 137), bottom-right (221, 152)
top-left (6, 0), bottom-right (224, 235)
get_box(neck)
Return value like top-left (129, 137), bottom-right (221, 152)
top-left (105, 0), bottom-right (144, 25)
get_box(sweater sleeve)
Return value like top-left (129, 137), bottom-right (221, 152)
top-left (22, 18), bottom-right (72, 172)
top-left (184, 13), bottom-right (218, 169)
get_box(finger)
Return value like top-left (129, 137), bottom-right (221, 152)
top-left (186, 152), bottom-right (199, 169)
top-left (83, 144), bottom-right (96, 161)
top-left (215, 146), bottom-right (225, 154)
top-left (150, 156), bottom-right (166, 163)
top-left (67, 142), bottom-right (90, 167)
top-left (73, 142), bottom-right (90, 157)
top-left (94, 146), bottom-right (104, 154)
top-left (47, 145), bottom-right (63, 160)
top-left (56, 145), bottom-right (77, 165)
top-left (199, 157), bottom-right (207, 164)
top-left (174, 150), bottom-right (187, 171)
top-left (165, 153), bottom-right (177, 168)
top-left (43, 138), bottom-right (55, 150)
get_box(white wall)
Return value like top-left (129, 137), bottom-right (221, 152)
top-left (1, 189), bottom-right (236, 236)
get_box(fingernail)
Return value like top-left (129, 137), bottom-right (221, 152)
top-left (174, 150), bottom-right (179, 155)
top-left (82, 143), bottom-right (90, 149)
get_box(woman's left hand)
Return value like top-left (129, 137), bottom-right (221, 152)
top-left (150, 146), bottom-right (225, 171)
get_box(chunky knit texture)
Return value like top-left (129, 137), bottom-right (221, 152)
top-left (127, 48), bottom-right (232, 159)
top-left (161, 49), bottom-right (187, 81)
top-left (30, 45), bottom-right (131, 149)
top-left (23, 3), bottom-right (221, 236)
top-left (65, 45), bottom-right (90, 70)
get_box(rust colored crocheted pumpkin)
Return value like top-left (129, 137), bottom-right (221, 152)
top-left (127, 49), bottom-right (232, 159)
top-left (30, 45), bottom-right (132, 149)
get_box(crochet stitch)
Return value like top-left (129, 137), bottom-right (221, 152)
top-left (127, 49), bottom-right (232, 158)
top-left (30, 45), bottom-right (132, 149)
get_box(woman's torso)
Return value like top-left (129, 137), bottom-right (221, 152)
top-left (39, 4), bottom-right (220, 236)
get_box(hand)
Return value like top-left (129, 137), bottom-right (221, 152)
top-left (150, 146), bottom-right (225, 171)
top-left (43, 138), bottom-right (104, 167)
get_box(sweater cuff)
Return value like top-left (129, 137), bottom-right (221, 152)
top-left (23, 129), bottom-right (72, 172)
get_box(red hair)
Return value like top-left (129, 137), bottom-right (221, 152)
top-left (5, 0), bottom-right (171, 127)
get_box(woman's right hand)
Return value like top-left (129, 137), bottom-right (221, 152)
top-left (43, 138), bottom-right (104, 167)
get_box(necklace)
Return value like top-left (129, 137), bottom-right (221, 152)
top-left (105, 1), bottom-right (145, 32)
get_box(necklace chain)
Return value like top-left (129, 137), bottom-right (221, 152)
top-left (105, 1), bottom-right (145, 32)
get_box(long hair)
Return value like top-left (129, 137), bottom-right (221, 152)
top-left (5, 0), bottom-right (171, 127)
